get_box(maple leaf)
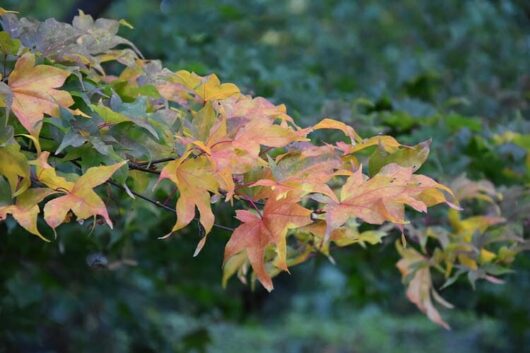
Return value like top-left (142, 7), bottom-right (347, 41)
top-left (311, 118), bottom-right (361, 143)
top-left (444, 210), bottom-right (506, 271)
top-left (181, 100), bottom-right (303, 200)
top-left (251, 148), bottom-right (341, 201)
top-left (1, 12), bottom-right (139, 72)
top-left (158, 153), bottom-right (219, 249)
top-left (158, 70), bottom-right (240, 106)
top-left (7, 53), bottom-right (74, 135)
top-left (224, 198), bottom-right (312, 291)
top-left (368, 139), bottom-right (431, 175)
top-left (216, 95), bottom-right (293, 124)
top-left (450, 175), bottom-right (499, 203)
top-left (324, 164), bottom-right (457, 239)
top-left (188, 95), bottom-right (302, 157)
top-left (299, 220), bottom-right (387, 256)
top-left (337, 135), bottom-right (401, 154)
top-left (0, 188), bottom-right (56, 241)
top-left (233, 119), bottom-right (302, 156)
top-left (185, 117), bottom-right (242, 200)
top-left (397, 243), bottom-right (453, 329)
top-left (32, 152), bottom-right (125, 230)
top-left (196, 74), bottom-right (240, 102)
top-left (0, 142), bottom-right (30, 196)
top-left (218, 97), bottom-right (303, 157)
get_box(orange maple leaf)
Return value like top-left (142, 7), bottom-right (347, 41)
top-left (183, 101), bottom-right (303, 200)
top-left (324, 164), bottom-right (457, 239)
top-left (8, 53), bottom-right (74, 135)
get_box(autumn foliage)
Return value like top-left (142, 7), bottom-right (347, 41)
top-left (0, 9), bottom-right (525, 329)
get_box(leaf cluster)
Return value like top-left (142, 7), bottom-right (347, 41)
top-left (0, 9), bottom-right (528, 329)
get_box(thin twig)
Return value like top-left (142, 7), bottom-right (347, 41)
top-left (19, 144), bottom-right (162, 176)
top-left (128, 163), bottom-right (161, 175)
top-left (136, 157), bottom-right (177, 166)
top-left (107, 180), bottom-right (234, 232)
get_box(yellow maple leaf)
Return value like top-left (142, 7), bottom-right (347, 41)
top-left (31, 152), bottom-right (125, 231)
top-left (158, 153), bottom-right (219, 250)
top-left (0, 188), bottom-right (57, 241)
top-left (197, 74), bottom-right (240, 102)
top-left (175, 70), bottom-right (240, 101)
top-left (0, 143), bottom-right (30, 196)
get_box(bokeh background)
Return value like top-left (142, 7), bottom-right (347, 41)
top-left (1, 0), bottom-right (529, 352)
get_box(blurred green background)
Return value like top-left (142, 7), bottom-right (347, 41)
top-left (1, 0), bottom-right (529, 352)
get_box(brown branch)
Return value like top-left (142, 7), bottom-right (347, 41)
top-left (135, 157), bottom-right (177, 167)
top-left (128, 163), bottom-right (161, 175)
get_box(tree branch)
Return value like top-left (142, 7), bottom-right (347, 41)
top-left (18, 143), bottom-right (235, 232)
top-left (107, 180), bottom-right (234, 232)
top-left (128, 163), bottom-right (161, 175)
top-left (135, 157), bottom-right (177, 166)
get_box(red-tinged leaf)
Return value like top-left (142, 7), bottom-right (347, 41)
top-left (7, 53), bottom-right (74, 135)
top-left (224, 210), bottom-right (273, 290)
top-left (216, 95), bottom-right (294, 124)
top-left (324, 164), bottom-right (457, 240)
top-left (182, 118), bottom-right (242, 200)
top-left (233, 119), bottom-right (302, 156)
top-left (224, 198), bottom-right (312, 290)
top-left (397, 243), bottom-right (452, 329)
top-left (182, 111), bottom-right (303, 201)
top-left (450, 175), bottom-right (500, 203)
top-left (252, 149), bottom-right (341, 201)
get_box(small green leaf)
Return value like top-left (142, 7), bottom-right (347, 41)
top-left (0, 31), bottom-right (20, 55)
top-left (369, 140), bottom-right (431, 175)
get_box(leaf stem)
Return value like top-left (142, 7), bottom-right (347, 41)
top-left (240, 195), bottom-right (263, 218)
